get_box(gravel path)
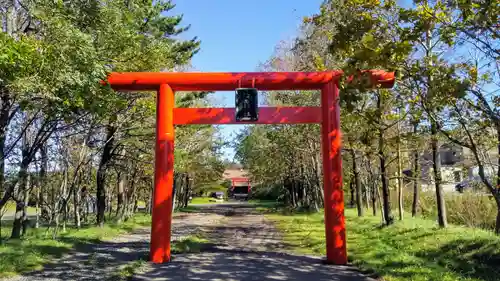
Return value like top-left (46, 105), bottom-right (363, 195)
top-left (133, 203), bottom-right (374, 281)
top-left (2, 203), bottom-right (374, 281)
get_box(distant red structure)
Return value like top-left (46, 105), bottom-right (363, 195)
top-left (222, 165), bottom-right (251, 195)
top-left (230, 177), bottom-right (251, 200)
top-left (105, 70), bottom-right (396, 266)
top-left (230, 177), bottom-right (251, 192)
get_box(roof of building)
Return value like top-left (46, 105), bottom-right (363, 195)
top-left (227, 163), bottom-right (244, 170)
top-left (222, 168), bottom-right (249, 180)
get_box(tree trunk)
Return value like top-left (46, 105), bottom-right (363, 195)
top-left (288, 179), bottom-right (295, 207)
top-left (362, 158), bottom-right (370, 209)
top-left (431, 122), bottom-right (447, 228)
top-left (176, 176), bottom-right (181, 210)
top-left (39, 144), bottom-right (48, 225)
top-left (107, 188), bottom-right (113, 218)
top-left (378, 93), bottom-right (393, 225)
top-left (363, 179), bottom-right (369, 209)
top-left (116, 171), bottom-right (127, 224)
top-left (52, 179), bottom-right (58, 235)
top-left (349, 180), bottom-right (355, 207)
top-left (125, 169), bottom-right (138, 219)
top-left (11, 201), bottom-right (23, 238)
top-left (496, 124), bottom-right (500, 234)
top-left (292, 181), bottom-right (296, 207)
top-left (496, 207), bottom-right (500, 235)
top-left (82, 192), bottom-right (88, 224)
top-left (183, 174), bottom-right (191, 208)
top-left (295, 181), bottom-right (300, 206)
top-left (312, 152), bottom-right (323, 208)
top-left (73, 178), bottom-right (81, 229)
top-left (53, 207), bottom-right (59, 239)
top-left (177, 173), bottom-right (185, 208)
top-left (294, 182), bottom-right (299, 207)
top-left (62, 200), bottom-right (67, 233)
top-left (366, 156), bottom-right (377, 216)
top-left (396, 117), bottom-right (404, 221)
top-left (351, 149), bottom-right (363, 216)
top-left (35, 174), bottom-right (40, 229)
top-left (379, 158), bottom-right (392, 225)
top-left (21, 174), bottom-right (30, 236)
top-left (61, 165), bottom-right (68, 234)
top-left (0, 89), bottom-right (12, 200)
top-left (182, 174), bottom-right (189, 208)
top-left (496, 123), bottom-right (500, 194)
top-left (0, 128), bottom-right (5, 199)
top-left (147, 182), bottom-right (153, 214)
top-left (412, 122), bottom-right (420, 217)
top-left (185, 174), bottom-right (190, 207)
top-left (376, 183), bottom-right (385, 222)
top-left (412, 151), bottom-right (420, 217)
top-left (422, 11), bottom-right (447, 228)
top-left (299, 159), bottom-right (308, 208)
top-left (11, 131), bottom-right (30, 239)
top-left (307, 156), bottom-right (320, 211)
top-left (96, 120), bottom-right (116, 227)
top-left (12, 172), bottom-right (29, 238)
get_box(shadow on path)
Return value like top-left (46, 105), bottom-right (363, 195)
top-left (134, 248), bottom-right (371, 281)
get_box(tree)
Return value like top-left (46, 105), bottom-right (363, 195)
top-left (1, 2), bottom-right (109, 236)
top-left (309, 0), bottom-right (412, 225)
top-left (0, 1), bottom-right (227, 239)
top-left (46, 0), bottom-right (202, 226)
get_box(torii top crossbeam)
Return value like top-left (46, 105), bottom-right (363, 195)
top-left (106, 70), bottom-right (395, 91)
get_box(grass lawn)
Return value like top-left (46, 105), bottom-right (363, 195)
top-left (0, 213), bottom-right (152, 278)
top-left (1, 202), bottom-right (37, 215)
top-left (176, 205), bottom-right (203, 213)
top-left (172, 235), bottom-right (209, 254)
top-left (267, 208), bottom-right (500, 281)
top-left (248, 199), bottom-right (284, 212)
top-left (190, 197), bottom-right (222, 204)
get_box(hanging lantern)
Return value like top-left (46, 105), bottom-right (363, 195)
top-left (235, 88), bottom-right (258, 122)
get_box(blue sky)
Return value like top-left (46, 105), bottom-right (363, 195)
top-left (173, 0), bottom-right (323, 161)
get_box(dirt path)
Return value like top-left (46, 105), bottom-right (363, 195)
top-left (2, 203), bottom-right (374, 281)
top-left (133, 203), bottom-right (374, 281)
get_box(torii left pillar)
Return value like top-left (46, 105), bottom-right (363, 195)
top-left (150, 84), bottom-right (175, 263)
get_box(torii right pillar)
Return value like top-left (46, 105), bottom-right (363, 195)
top-left (321, 80), bottom-right (347, 265)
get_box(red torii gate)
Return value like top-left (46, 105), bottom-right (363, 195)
top-left (105, 70), bottom-right (395, 265)
top-left (230, 177), bottom-right (251, 193)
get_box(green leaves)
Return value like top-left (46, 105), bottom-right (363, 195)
top-left (0, 33), bottom-right (39, 86)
